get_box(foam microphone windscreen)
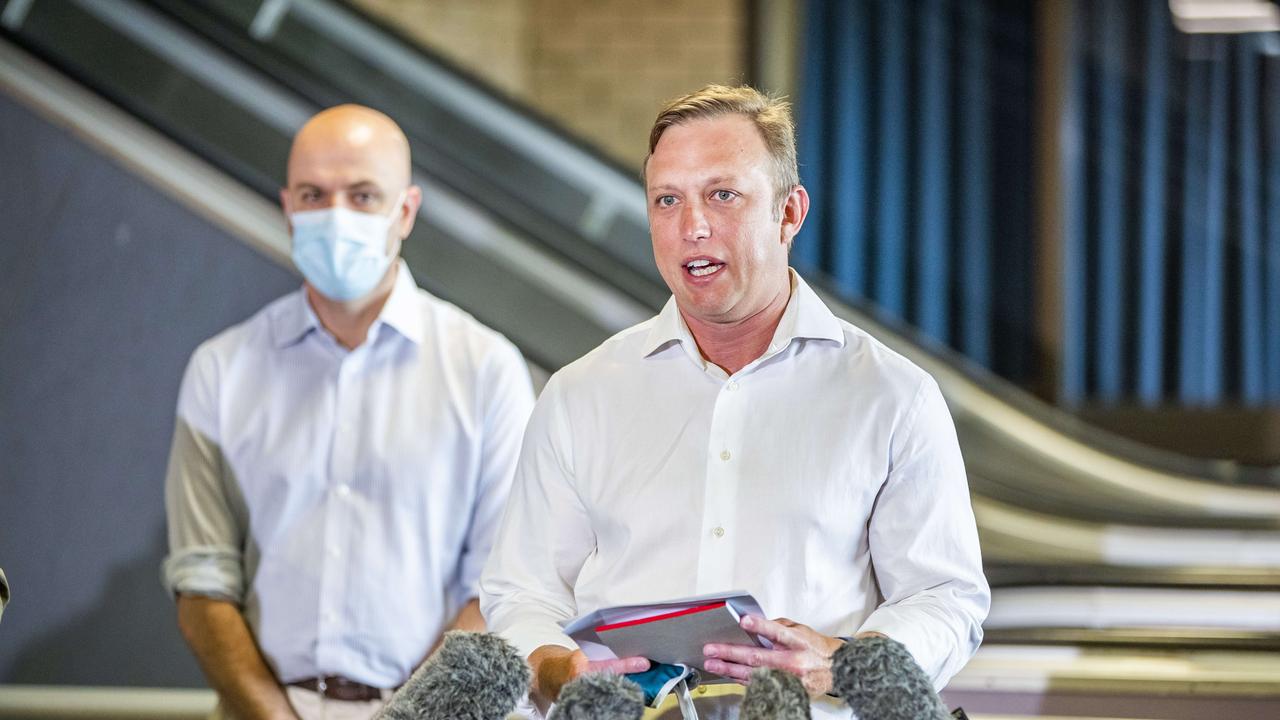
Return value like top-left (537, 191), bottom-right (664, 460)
top-left (740, 667), bottom-right (812, 720)
top-left (549, 672), bottom-right (645, 720)
top-left (830, 637), bottom-right (950, 720)
top-left (375, 631), bottom-right (530, 720)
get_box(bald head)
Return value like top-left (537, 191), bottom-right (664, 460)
top-left (287, 104), bottom-right (411, 191)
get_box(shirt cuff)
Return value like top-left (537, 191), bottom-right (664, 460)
top-left (493, 611), bottom-right (579, 660)
top-left (855, 605), bottom-right (946, 689)
top-left (162, 546), bottom-right (245, 603)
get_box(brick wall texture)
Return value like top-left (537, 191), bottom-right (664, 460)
top-left (349, 0), bottom-right (747, 167)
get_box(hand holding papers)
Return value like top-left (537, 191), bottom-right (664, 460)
top-left (561, 591), bottom-right (770, 678)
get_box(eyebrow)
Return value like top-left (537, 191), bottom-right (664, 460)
top-left (648, 175), bottom-right (740, 192)
top-left (291, 181), bottom-right (384, 194)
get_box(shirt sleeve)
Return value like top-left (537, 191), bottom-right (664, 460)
top-left (856, 375), bottom-right (991, 689)
top-left (161, 344), bottom-right (247, 604)
top-left (479, 374), bottom-right (596, 658)
top-left (449, 340), bottom-right (536, 610)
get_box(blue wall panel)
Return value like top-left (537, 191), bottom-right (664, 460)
top-left (1136, 0), bottom-right (1169, 406)
top-left (1094, 0), bottom-right (1128, 401)
top-left (1201, 38), bottom-right (1229, 404)
top-left (1062, 1), bottom-right (1089, 405)
top-left (873, 0), bottom-right (910, 316)
top-left (794, 0), bottom-right (830, 274)
top-left (914, 0), bottom-right (951, 341)
top-left (958, 1), bottom-right (992, 366)
top-left (1179, 51), bottom-right (1210, 403)
top-left (1267, 58), bottom-right (1280, 399)
top-left (830, 0), bottom-right (870, 296)
top-left (1235, 41), bottom-right (1264, 405)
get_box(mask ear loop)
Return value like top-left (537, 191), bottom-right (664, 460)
top-left (386, 189), bottom-right (409, 222)
top-left (384, 189), bottom-right (410, 259)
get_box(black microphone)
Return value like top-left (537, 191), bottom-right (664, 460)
top-left (375, 631), bottom-right (530, 720)
top-left (548, 672), bottom-right (645, 720)
top-left (740, 667), bottom-right (812, 720)
top-left (830, 636), bottom-right (950, 720)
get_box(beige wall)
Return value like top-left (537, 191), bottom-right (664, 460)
top-left (349, 0), bottom-right (748, 168)
top-left (350, 0), bottom-right (529, 97)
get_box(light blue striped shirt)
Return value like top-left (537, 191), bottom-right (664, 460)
top-left (164, 262), bottom-right (533, 687)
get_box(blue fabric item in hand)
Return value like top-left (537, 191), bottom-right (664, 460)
top-left (625, 662), bottom-right (696, 708)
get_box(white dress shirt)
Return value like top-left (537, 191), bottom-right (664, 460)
top-left (164, 261), bottom-right (534, 688)
top-left (481, 271), bottom-right (988, 718)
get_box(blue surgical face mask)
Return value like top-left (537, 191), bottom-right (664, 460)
top-left (289, 194), bottom-right (404, 302)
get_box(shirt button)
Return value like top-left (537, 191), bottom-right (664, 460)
top-left (727, 381), bottom-right (739, 391)
top-left (327, 545), bottom-right (340, 558)
top-left (335, 484), bottom-right (351, 497)
top-left (719, 450), bottom-right (731, 462)
top-left (322, 611), bottom-right (336, 622)
top-left (712, 527), bottom-right (725, 538)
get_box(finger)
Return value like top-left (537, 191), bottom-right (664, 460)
top-left (704, 642), bottom-right (788, 670)
top-left (568, 649), bottom-right (590, 674)
top-left (703, 658), bottom-right (753, 683)
top-left (588, 655), bottom-right (651, 675)
top-left (741, 615), bottom-right (799, 647)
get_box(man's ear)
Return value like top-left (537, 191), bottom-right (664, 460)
top-left (398, 185), bottom-right (424, 238)
top-left (780, 184), bottom-right (810, 247)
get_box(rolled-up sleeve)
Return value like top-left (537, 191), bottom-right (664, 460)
top-left (162, 345), bottom-right (246, 604)
top-left (480, 375), bottom-right (596, 659)
top-left (857, 376), bottom-right (990, 689)
top-left (449, 340), bottom-right (535, 611)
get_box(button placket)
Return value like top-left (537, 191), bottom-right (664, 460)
top-left (695, 380), bottom-right (746, 593)
top-left (318, 352), bottom-right (363, 664)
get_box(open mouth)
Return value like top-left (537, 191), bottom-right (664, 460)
top-left (685, 259), bottom-right (725, 277)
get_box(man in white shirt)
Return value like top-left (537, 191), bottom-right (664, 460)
top-left (164, 105), bottom-right (534, 720)
top-left (480, 85), bottom-right (989, 719)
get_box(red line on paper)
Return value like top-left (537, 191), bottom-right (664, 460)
top-left (595, 602), bottom-right (727, 632)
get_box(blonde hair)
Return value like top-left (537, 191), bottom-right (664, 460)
top-left (645, 84), bottom-right (799, 213)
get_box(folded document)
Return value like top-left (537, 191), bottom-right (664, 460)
top-left (561, 590), bottom-right (770, 677)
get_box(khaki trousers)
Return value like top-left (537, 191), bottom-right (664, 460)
top-left (212, 686), bottom-right (391, 720)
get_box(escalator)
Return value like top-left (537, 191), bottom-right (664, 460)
top-left (3, 0), bottom-right (1278, 663)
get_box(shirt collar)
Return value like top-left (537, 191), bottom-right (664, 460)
top-left (641, 268), bottom-right (845, 360)
top-left (773, 269), bottom-right (845, 348)
top-left (271, 260), bottom-right (423, 349)
top-left (376, 261), bottom-right (425, 346)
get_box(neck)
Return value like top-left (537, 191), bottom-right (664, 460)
top-left (306, 265), bottom-right (398, 350)
top-left (683, 279), bottom-right (791, 376)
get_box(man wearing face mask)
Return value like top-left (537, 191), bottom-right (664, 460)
top-left (163, 105), bottom-right (534, 720)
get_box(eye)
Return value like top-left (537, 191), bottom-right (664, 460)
top-left (300, 189), bottom-right (322, 204)
top-left (713, 190), bottom-right (737, 202)
top-left (655, 195), bottom-right (678, 208)
top-left (352, 191), bottom-right (377, 207)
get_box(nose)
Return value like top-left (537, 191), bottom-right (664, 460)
top-left (680, 200), bottom-right (711, 243)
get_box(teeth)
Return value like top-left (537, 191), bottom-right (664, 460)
top-left (690, 264), bottom-right (722, 277)
top-left (686, 259), bottom-right (711, 268)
